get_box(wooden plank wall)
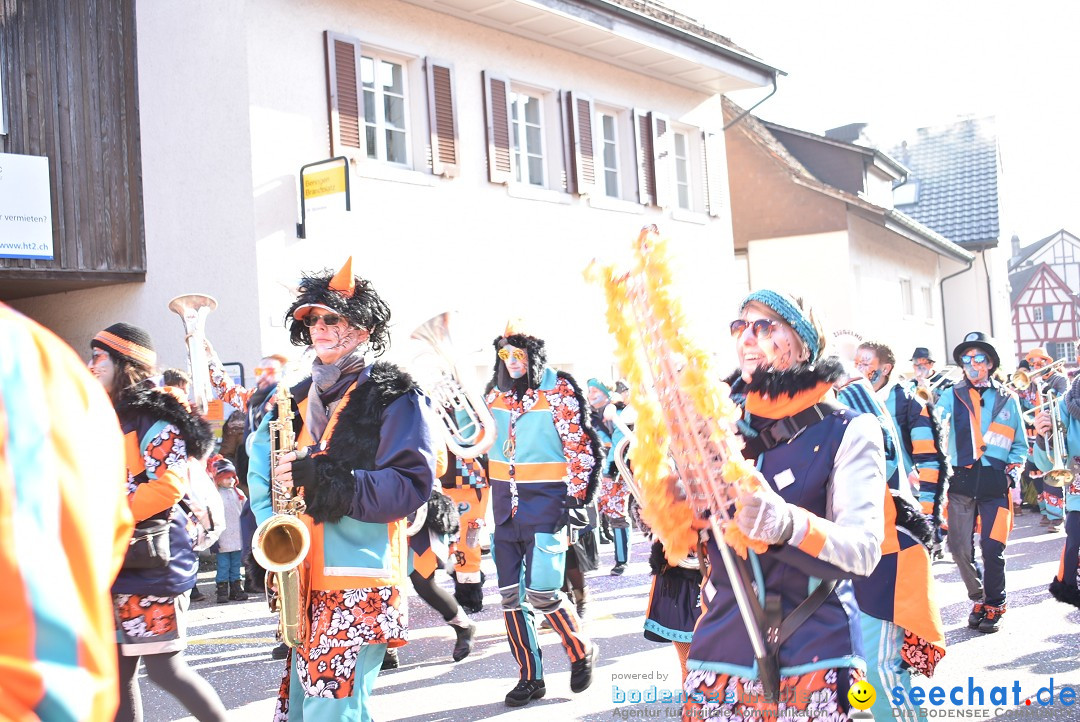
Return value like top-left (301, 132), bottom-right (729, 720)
top-left (0, 0), bottom-right (145, 281)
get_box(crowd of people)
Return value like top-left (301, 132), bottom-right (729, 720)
top-left (5, 250), bottom-right (1080, 722)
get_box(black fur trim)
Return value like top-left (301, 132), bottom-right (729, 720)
top-left (556, 369), bottom-right (604, 505)
top-left (926, 403), bottom-right (952, 535)
top-left (304, 362), bottom-right (419, 525)
top-left (453, 573), bottom-right (485, 614)
top-left (489, 334), bottom-right (547, 392)
top-left (892, 492), bottom-right (934, 548)
top-left (1049, 579), bottom-right (1080, 608)
top-left (648, 539), bottom-right (667, 575)
top-left (742, 356), bottom-right (847, 399)
top-left (116, 387), bottom-right (214, 459)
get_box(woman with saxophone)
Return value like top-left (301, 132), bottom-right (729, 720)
top-left (88, 323), bottom-right (228, 722)
top-left (247, 258), bottom-right (435, 722)
top-left (682, 291), bottom-right (885, 722)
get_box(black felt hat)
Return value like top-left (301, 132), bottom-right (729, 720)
top-left (952, 331), bottom-right (1000, 370)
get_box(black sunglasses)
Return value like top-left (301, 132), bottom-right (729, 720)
top-left (302, 312), bottom-right (343, 328)
top-left (730, 318), bottom-right (778, 339)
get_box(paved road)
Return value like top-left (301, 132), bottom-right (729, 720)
top-left (145, 512), bottom-right (1080, 721)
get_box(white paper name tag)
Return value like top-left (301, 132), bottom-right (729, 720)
top-left (773, 468), bottom-right (796, 491)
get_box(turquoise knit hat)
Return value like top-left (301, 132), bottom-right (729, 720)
top-left (740, 290), bottom-right (821, 362)
top-left (587, 378), bottom-right (611, 397)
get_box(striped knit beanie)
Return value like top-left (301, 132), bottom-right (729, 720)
top-left (740, 290), bottom-right (821, 362)
top-left (91, 322), bottom-right (157, 369)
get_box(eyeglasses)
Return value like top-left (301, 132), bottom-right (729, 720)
top-left (498, 347), bottom-right (527, 362)
top-left (960, 353), bottom-right (988, 365)
top-left (729, 318), bottom-right (778, 339)
top-left (302, 313), bottom-right (342, 327)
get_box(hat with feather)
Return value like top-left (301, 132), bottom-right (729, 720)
top-left (285, 257), bottom-right (392, 356)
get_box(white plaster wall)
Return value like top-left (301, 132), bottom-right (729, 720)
top-left (744, 230), bottom-right (849, 356)
top-left (846, 214), bottom-right (947, 366)
top-left (240, 0), bottom-right (741, 384)
top-left (10, 1), bottom-right (262, 377)
top-left (941, 251), bottom-right (1012, 363)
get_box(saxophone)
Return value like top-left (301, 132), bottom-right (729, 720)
top-left (251, 382), bottom-right (311, 648)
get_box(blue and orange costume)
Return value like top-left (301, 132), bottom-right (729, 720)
top-left (934, 332), bottom-right (1027, 633)
top-left (0, 305), bottom-right (134, 721)
top-left (485, 325), bottom-right (602, 704)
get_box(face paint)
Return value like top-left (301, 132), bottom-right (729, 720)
top-left (735, 303), bottom-right (806, 381)
top-left (960, 346), bottom-right (990, 385)
top-left (88, 348), bottom-right (116, 390)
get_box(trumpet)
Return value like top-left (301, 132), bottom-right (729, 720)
top-left (410, 312), bottom-right (495, 459)
top-left (1041, 389), bottom-right (1074, 488)
top-left (912, 366), bottom-right (961, 404)
top-left (1011, 359), bottom-right (1066, 391)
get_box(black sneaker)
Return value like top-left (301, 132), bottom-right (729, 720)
top-left (610, 563), bottom-right (626, 576)
top-left (570, 644), bottom-right (599, 693)
top-left (452, 622), bottom-right (476, 662)
top-left (505, 679), bottom-right (545, 707)
top-left (270, 642), bottom-right (290, 660)
top-left (381, 647), bottom-right (399, 670)
top-left (967, 603), bottom-right (985, 629)
top-left (978, 606), bottom-right (1004, 633)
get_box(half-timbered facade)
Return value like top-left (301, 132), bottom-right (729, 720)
top-left (1010, 229), bottom-right (1080, 295)
top-left (1009, 262), bottom-right (1080, 364)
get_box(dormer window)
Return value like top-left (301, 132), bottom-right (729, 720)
top-left (894, 179), bottom-right (920, 206)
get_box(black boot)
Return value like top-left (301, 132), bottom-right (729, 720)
top-left (381, 647), bottom-right (399, 670)
top-left (229, 580), bottom-right (249, 601)
top-left (189, 584), bottom-right (206, 602)
top-left (505, 679), bottom-right (545, 707)
top-left (452, 622), bottom-right (476, 662)
top-left (570, 644), bottom-right (599, 693)
top-left (574, 588), bottom-right (588, 619)
top-left (216, 582), bottom-right (230, 604)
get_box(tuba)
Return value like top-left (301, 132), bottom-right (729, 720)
top-left (168, 294), bottom-right (218, 415)
top-left (1042, 389), bottom-right (1074, 488)
top-left (410, 312), bottom-right (495, 459)
top-left (251, 382), bottom-right (311, 648)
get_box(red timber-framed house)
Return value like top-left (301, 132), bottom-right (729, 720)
top-left (1009, 262), bottom-right (1080, 365)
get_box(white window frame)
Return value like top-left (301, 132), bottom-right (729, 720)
top-left (899, 277), bottom-right (914, 317)
top-left (921, 284), bottom-right (933, 321)
top-left (596, 108), bottom-right (621, 199)
top-left (509, 89), bottom-right (547, 188)
top-left (1033, 306), bottom-right (1044, 322)
top-left (360, 49), bottom-right (413, 168)
top-left (673, 130), bottom-right (692, 211)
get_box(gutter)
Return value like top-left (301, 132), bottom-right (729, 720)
top-left (940, 258), bottom-right (975, 354)
top-left (724, 75), bottom-right (778, 130)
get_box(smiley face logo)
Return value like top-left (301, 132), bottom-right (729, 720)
top-left (848, 680), bottom-right (876, 711)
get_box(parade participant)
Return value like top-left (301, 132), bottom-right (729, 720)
top-left (908, 347), bottom-right (955, 404)
top-left (248, 258), bottom-right (436, 721)
top-left (643, 536), bottom-right (705, 684)
top-left (1032, 365), bottom-right (1080, 607)
top-left (443, 449), bottom-right (491, 615)
top-left (594, 380), bottom-right (635, 576)
top-left (587, 379), bottom-right (615, 546)
top-left (846, 341), bottom-right (947, 720)
top-left (385, 445), bottom-right (476, 668)
top-left (0, 304), bottom-right (134, 721)
top-left (683, 290), bottom-right (885, 722)
top-left (485, 320), bottom-right (602, 708)
top-left (90, 323), bottom-right (227, 722)
top-left (1022, 347), bottom-right (1068, 529)
top-left (934, 332), bottom-right (1027, 633)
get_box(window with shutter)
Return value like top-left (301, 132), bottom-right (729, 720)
top-left (483, 71), bottom-right (513, 184)
top-left (652, 113), bottom-right (674, 209)
top-left (509, 91), bottom-right (546, 187)
top-left (673, 131), bottom-right (691, 210)
top-left (567, 92), bottom-right (595, 195)
top-left (360, 54), bottom-right (410, 166)
top-left (633, 109), bottom-right (655, 205)
top-left (702, 131), bottom-right (727, 218)
top-left (325, 32), bottom-right (363, 156)
top-left (425, 59), bottom-right (458, 177)
top-left (597, 111), bottom-right (621, 199)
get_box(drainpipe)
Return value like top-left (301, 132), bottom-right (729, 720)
top-left (723, 75), bottom-right (779, 130)
top-left (940, 255), bottom-right (975, 355)
top-left (984, 251), bottom-right (996, 338)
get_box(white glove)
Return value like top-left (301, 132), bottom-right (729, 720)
top-left (735, 484), bottom-right (795, 545)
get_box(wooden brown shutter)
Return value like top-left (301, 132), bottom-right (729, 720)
top-left (325, 31), bottom-right (363, 156)
top-left (483, 70), bottom-right (513, 184)
top-left (425, 59), bottom-right (459, 177)
top-left (633, 109), bottom-right (655, 205)
top-left (567, 91), bottom-right (596, 195)
top-left (702, 131), bottom-right (727, 218)
top-left (652, 112), bottom-right (673, 209)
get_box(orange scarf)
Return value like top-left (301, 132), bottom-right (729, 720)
top-left (745, 381), bottom-right (834, 420)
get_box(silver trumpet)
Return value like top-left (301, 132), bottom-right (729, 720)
top-left (410, 312), bottom-right (495, 459)
top-left (1040, 389), bottom-right (1074, 489)
top-left (168, 293), bottom-right (218, 415)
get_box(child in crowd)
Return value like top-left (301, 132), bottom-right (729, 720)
top-left (210, 455), bottom-right (249, 603)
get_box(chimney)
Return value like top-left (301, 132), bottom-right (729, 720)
top-left (1011, 234), bottom-right (1021, 260)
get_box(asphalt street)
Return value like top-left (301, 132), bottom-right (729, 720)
top-left (143, 511), bottom-right (1080, 721)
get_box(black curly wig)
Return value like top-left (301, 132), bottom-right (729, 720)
top-left (490, 333), bottom-right (547, 394)
top-left (285, 271), bottom-right (392, 356)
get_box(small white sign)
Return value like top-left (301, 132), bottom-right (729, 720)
top-left (0, 153), bottom-right (54, 260)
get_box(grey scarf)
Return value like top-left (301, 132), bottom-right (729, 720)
top-left (306, 349), bottom-right (367, 442)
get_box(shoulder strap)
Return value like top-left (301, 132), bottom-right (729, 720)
top-left (749, 401), bottom-right (843, 455)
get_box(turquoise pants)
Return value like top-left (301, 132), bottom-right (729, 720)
top-left (860, 615), bottom-right (917, 721)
